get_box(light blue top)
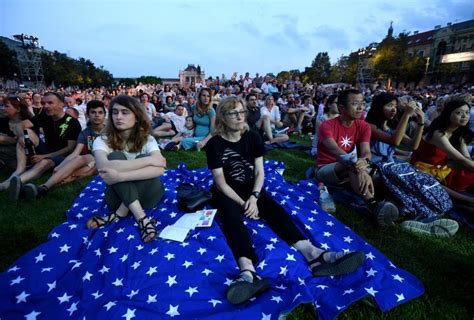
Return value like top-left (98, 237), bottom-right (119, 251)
top-left (370, 128), bottom-right (396, 163)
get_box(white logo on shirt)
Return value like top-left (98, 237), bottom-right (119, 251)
top-left (340, 135), bottom-right (352, 149)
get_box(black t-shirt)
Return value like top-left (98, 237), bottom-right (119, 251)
top-left (206, 130), bottom-right (265, 188)
top-left (0, 117), bottom-right (14, 137)
top-left (247, 107), bottom-right (261, 131)
top-left (32, 113), bottom-right (82, 152)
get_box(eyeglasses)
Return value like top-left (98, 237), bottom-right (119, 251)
top-left (225, 110), bottom-right (247, 118)
top-left (350, 101), bottom-right (365, 108)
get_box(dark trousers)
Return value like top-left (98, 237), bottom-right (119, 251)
top-left (104, 152), bottom-right (164, 211)
top-left (212, 185), bottom-right (306, 264)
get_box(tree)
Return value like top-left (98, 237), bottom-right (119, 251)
top-left (136, 75), bottom-right (162, 85)
top-left (305, 52), bottom-right (331, 83)
top-left (328, 55), bottom-right (350, 83)
top-left (0, 40), bottom-right (20, 78)
top-left (371, 32), bottom-right (426, 87)
top-left (40, 51), bottom-right (113, 88)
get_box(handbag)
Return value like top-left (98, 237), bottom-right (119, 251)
top-left (176, 182), bottom-right (212, 212)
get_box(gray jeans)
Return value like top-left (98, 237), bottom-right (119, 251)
top-left (104, 151), bottom-right (164, 211)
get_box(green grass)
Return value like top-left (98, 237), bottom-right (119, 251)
top-left (1, 135), bottom-right (473, 319)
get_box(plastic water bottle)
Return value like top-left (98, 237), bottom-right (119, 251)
top-left (318, 182), bottom-right (336, 213)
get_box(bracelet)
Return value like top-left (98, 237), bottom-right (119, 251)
top-left (416, 122), bottom-right (425, 127)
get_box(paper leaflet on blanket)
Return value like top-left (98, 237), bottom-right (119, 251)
top-left (159, 209), bottom-right (217, 242)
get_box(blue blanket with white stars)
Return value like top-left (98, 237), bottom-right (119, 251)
top-left (0, 160), bottom-right (424, 320)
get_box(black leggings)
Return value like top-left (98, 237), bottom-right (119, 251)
top-left (104, 152), bottom-right (164, 211)
top-left (211, 185), bottom-right (306, 264)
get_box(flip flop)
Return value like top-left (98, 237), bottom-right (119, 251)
top-left (311, 251), bottom-right (365, 277)
top-left (226, 270), bottom-right (270, 305)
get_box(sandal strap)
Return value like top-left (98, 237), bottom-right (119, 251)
top-left (308, 251), bottom-right (327, 266)
top-left (236, 269), bottom-right (260, 282)
top-left (137, 217), bottom-right (157, 241)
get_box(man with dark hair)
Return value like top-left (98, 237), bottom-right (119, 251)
top-left (245, 93), bottom-right (261, 131)
top-left (316, 89), bottom-right (399, 226)
top-left (22, 100), bottom-right (106, 198)
top-left (4, 92), bottom-right (82, 200)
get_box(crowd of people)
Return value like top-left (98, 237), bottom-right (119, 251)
top-left (0, 72), bottom-right (473, 304)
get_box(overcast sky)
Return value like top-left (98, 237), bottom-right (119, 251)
top-left (1, 0), bottom-right (473, 78)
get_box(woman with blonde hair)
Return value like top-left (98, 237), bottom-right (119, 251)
top-left (181, 88), bottom-right (216, 150)
top-left (86, 95), bottom-right (166, 243)
top-left (205, 96), bottom-right (364, 305)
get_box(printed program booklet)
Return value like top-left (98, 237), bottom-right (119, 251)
top-left (159, 209), bottom-right (217, 242)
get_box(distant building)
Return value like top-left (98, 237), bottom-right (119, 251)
top-left (406, 19), bottom-right (474, 84)
top-left (161, 78), bottom-right (180, 86)
top-left (179, 64), bottom-right (204, 87)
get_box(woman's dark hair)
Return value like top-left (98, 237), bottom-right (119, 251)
top-left (425, 99), bottom-right (471, 150)
top-left (105, 95), bottom-right (150, 152)
top-left (5, 96), bottom-right (31, 120)
top-left (366, 92), bottom-right (397, 129)
top-left (323, 94), bottom-right (338, 114)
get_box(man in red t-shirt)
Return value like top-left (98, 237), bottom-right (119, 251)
top-left (316, 89), bottom-right (399, 226)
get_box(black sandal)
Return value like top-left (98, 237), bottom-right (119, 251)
top-left (310, 251), bottom-right (365, 277)
top-left (137, 216), bottom-right (157, 243)
top-left (86, 212), bottom-right (123, 229)
top-left (226, 269), bottom-right (270, 305)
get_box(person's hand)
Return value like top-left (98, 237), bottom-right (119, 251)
top-left (98, 168), bottom-right (121, 185)
top-left (243, 196), bottom-right (259, 220)
top-left (18, 136), bottom-right (25, 149)
top-left (196, 140), bottom-right (205, 151)
top-left (358, 170), bottom-right (374, 197)
top-left (414, 107), bottom-right (425, 124)
top-left (354, 158), bottom-right (369, 171)
top-left (30, 154), bottom-right (47, 164)
top-left (402, 100), bottom-right (417, 116)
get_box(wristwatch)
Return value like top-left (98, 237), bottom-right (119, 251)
top-left (251, 191), bottom-right (261, 199)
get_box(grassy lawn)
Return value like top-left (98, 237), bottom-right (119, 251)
top-left (1, 135), bottom-right (473, 319)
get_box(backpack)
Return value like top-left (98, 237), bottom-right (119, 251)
top-left (373, 161), bottom-right (452, 220)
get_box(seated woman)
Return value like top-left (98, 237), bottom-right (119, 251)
top-left (311, 94), bottom-right (339, 156)
top-left (258, 95), bottom-right (289, 144)
top-left (181, 88), bottom-right (216, 151)
top-left (205, 96), bottom-right (364, 305)
top-left (366, 93), bottom-right (459, 234)
top-left (366, 93), bottom-right (424, 163)
top-left (86, 95), bottom-right (166, 243)
top-left (0, 96), bottom-right (33, 180)
top-left (411, 98), bottom-right (474, 215)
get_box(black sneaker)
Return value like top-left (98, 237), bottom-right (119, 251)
top-left (8, 176), bottom-right (22, 200)
top-left (373, 201), bottom-right (399, 227)
top-left (23, 183), bottom-right (39, 200)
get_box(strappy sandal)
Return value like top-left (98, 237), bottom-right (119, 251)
top-left (226, 269), bottom-right (270, 305)
top-left (86, 212), bottom-right (123, 229)
top-left (310, 251), bottom-right (365, 277)
top-left (137, 216), bottom-right (157, 243)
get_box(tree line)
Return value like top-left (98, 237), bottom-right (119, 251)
top-left (0, 39), bottom-right (114, 88)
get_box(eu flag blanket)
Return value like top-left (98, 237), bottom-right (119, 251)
top-left (0, 161), bottom-right (424, 320)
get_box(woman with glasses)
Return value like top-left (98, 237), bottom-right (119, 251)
top-left (205, 96), bottom-right (364, 305)
top-left (181, 88), bottom-right (216, 151)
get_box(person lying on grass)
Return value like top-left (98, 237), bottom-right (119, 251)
top-left (205, 96), bottom-right (365, 305)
